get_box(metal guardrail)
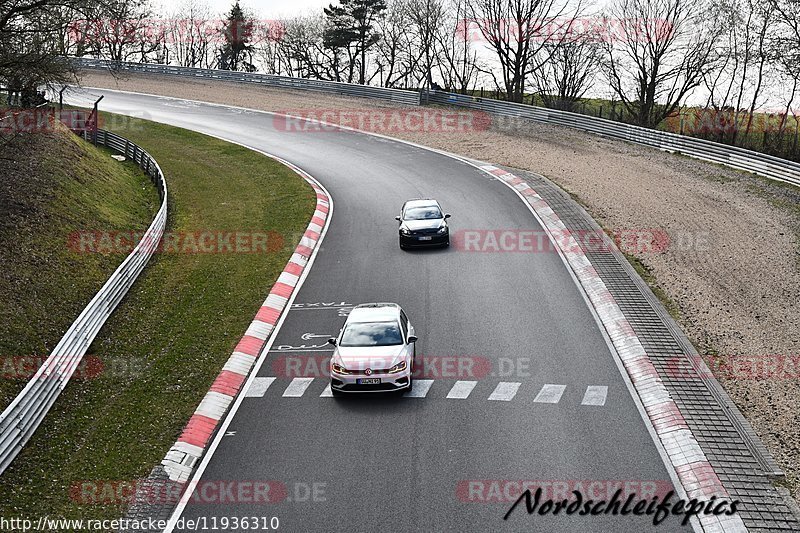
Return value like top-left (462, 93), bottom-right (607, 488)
top-left (73, 58), bottom-right (799, 187)
top-left (0, 129), bottom-right (167, 475)
top-left (427, 91), bottom-right (800, 188)
top-left (72, 58), bottom-right (422, 106)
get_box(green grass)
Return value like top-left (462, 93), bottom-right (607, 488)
top-left (0, 125), bottom-right (159, 406)
top-left (0, 113), bottom-right (315, 524)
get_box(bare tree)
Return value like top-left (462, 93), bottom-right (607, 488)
top-left (375, 0), bottom-right (422, 87)
top-left (435, 0), bottom-right (482, 92)
top-left (531, 23), bottom-right (600, 110)
top-left (407, 0), bottom-right (446, 88)
top-left (1, 0), bottom-right (85, 95)
top-left (466, 0), bottom-right (578, 102)
top-left (86, 0), bottom-right (159, 62)
top-left (601, 0), bottom-right (721, 127)
top-left (740, 1), bottom-right (777, 139)
top-left (165, 0), bottom-right (214, 68)
top-left (770, 0), bottom-right (800, 137)
top-left (700, 0), bottom-right (740, 113)
top-left (251, 18), bottom-right (286, 74)
top-left (269, 14), bottom-right (340, 79)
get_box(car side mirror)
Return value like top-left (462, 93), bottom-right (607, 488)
top-left (327, 337), bottom-right (337, 346)
top-left (444, 213), bottom-right (451, 219)
top-left (395, 216), bottom-right (401, 221)
top-left (407, 335), bottom-right (418, 343)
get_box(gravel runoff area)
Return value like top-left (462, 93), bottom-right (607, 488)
top-left (79, 71), bottom-right (800, 501)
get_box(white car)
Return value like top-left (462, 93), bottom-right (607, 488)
top-left (328, 303), bottom-right (416, 394)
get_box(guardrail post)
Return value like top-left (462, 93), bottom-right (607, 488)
top-left (90, 95), bottom-right (104, 146)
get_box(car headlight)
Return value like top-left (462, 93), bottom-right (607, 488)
top-left (387, 361), bottom-right (407, 373)
top-left (331, 362), bottom-right (349, 374)
top-left (437, 226), bottom-right (448, 234)
top-left (400, 227), bottom-right (411, 235)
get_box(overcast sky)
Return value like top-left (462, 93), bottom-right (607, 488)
top-left (164, 0), bottom-right (332, 18)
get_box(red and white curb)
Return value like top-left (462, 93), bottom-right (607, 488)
top-left (478, 164), bottom-right (746, 533)
top-left (160, 166), bottom-right (330, 484)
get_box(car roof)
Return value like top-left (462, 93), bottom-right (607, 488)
top-left (347, 303), bottom-right (402, 323)
top-left (403, 198), bottom-right (440, 209)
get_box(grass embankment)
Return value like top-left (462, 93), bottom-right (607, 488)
top-left (0, 113), bottom-right (315, 523)
top-left (0, 122), bottom-right (159, 407)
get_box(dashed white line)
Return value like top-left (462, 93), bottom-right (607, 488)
top-left (405, 379), bottom-right (434, 398)
top-left (245, 377), bottom-right (276, 398)
top-left (446, 380), bottom-right (477, 399)
top-left (534, 384), bottom-right (566, 404)
top-left (488, 382), bottom-right (521, 401)
top-left (320, 384), bottom-right (333, 397)
top-left (282, 377), bottom-right (315, 397)
top-left (581, 385), bottom-right (608, 406)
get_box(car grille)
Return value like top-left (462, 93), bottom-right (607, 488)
top-left (349, 368), bottom-right (391, 375)
top-left (410, 227), bottom-right (443, 236)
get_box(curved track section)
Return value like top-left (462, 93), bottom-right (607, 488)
top-left (68, 89), bottom-right (692, 532)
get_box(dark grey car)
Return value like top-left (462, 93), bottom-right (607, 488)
top-left (396, 199), bottom-right (451, 249)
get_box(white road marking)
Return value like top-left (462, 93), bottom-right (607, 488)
top-left (581, 385), bottom-right (608, 406)
top-left (320, 384), bottom-right (333, 397)
top-left (534, 384), bottom-right (566, 404)
top-left (301, 332), bottom-right (332, 340)
top-left (282, 377), bottom-right (315, 397)
top-left (245, 377), bottom-right (276, 398)
top-left (446, 380), bottom-right (477, 399)
top-left (405, 379), bottom-right (434, 398)
top-left (488, 382), bottom-right (521, 401)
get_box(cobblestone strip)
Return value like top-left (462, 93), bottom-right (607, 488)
top-left (503, 165), bottom-right (799, 532)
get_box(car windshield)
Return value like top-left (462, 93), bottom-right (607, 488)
top-left (340, 321), bottom-right (403, 346)
top-left (404, 206), bottom-right (442, 220)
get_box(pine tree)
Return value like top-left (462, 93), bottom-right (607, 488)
top-left (323, 0), bottom-right (387, 84)
top-left (217, 1), bottom-right (255, 71)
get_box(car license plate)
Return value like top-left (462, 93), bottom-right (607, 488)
top-left (357, 378), bottom-right (381, 384)
top-left (418, 236), bottom-right (432, 241)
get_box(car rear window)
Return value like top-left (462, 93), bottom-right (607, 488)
top-left (340, 321), bottom-right (403, 346)
top-left (404, 206), bottom-right (442, 220)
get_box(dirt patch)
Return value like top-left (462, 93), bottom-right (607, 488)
top-left (79, 70), bottom-right (800, 499)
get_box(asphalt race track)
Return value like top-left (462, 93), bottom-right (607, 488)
top-left (68, 89), bottom-right (694, 532)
